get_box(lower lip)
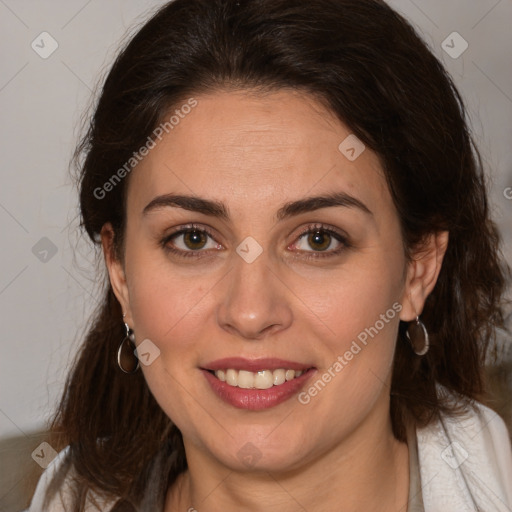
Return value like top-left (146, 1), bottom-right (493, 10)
top-left (202, 369), bottom-right (316, 410)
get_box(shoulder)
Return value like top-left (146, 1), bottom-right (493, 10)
top-left (416, 384), bottom-right (512, 511)
top-left (25, 446), bottom-right (72, 512)
top-left (25, 445), bottom-right (119, 512)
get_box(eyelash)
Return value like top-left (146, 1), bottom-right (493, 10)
top-left (161, 223), bottom-right (350, 261)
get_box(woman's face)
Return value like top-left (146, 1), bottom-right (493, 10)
top-left (105, 89), bottom-right (428, 472)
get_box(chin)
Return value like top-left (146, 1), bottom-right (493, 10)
top-left (213, 433), bottom-right (311, 474)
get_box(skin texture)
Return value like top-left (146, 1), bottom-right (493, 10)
top-left (101, 89), bottom-right (448, 511)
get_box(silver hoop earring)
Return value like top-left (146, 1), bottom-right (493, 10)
top-left (117, 319), bottom-right (140, 373)
top-left (406, 316), bottom-right (429, 356)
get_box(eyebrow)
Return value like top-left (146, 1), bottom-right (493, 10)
top-left (142, 191), bottom-right (373, 221)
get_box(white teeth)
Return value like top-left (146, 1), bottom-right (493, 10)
top-left (273, 369), bottom-right (286, 386)
top-left (226, 369), bottom-right (238, 386)
top-left (254, 370), bottom-right (274, 389)
top-left (238, 370), bottom-right (254, 389)
top-left (213, 368), bottom-right (307, 389)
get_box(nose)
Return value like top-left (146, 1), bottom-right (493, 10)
top-left (216, 252), bottom-right (293, 341)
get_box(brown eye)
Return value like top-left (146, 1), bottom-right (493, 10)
top-left (306, 230), bottom-right (332, 252)
top-left (291, 224), bottom-right (350, 260)
top-left (182, 230), bottom-right (208, 250)
top-left (161, 224), bottom-right (221, 259)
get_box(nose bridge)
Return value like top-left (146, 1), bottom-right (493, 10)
top-left (216, 244), bottom-right (292, 339)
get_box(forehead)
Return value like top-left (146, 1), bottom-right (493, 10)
top-left (126, 89), bottom-right (390, 220)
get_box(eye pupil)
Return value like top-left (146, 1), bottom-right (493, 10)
top-left (184, 230), bottom-right (207, 249)
top-left (308, 230), bottom-right (330, 251)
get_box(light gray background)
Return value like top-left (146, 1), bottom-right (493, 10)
top-left (1, 0), bottom-right (511, 441)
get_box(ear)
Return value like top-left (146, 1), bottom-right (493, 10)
top-left (399, 231), bottom-right (449, 322)
top-left (100, 223), bottom-right (132, 325)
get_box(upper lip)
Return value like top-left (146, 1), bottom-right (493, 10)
top-left (202, 357), bottom-right (314, 372)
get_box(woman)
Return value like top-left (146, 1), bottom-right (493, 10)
top-left (25, 0), bottom-right (512, 510)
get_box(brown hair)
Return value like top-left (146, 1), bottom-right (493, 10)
top-left (40, 0), bottom-right (510, 510)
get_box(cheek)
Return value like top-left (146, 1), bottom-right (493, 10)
top-left (310, 254), bottom-right (404, 346)
top-left (292, 283), bottom-right (402, 452)
top-left (124, 253), bottom-right (215, 433)
top-left (316, 290), bottom-right (400, 389)
top-left (302, 252), bottom-right (404, 404)
top-left (124, 239), bottom-right (209, 343)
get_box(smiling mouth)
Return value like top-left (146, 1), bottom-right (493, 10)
top-left (207, 368), bottom-right (314, 389)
